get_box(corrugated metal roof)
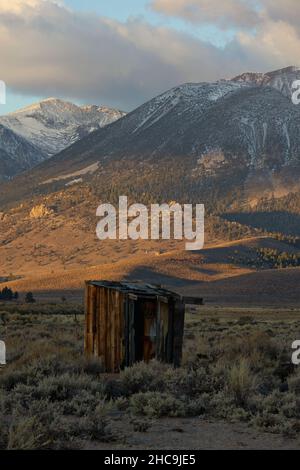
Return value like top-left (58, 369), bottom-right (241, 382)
top-left (87, 280), bottom-right (182, 299)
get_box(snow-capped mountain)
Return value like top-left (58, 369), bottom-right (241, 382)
top-left (1, 66), bottom-right (300, 207)
top-left (31, 67), bottom-right (300, 174)
top-left (232, 65), bottom-right (300, 99)
top-left (0, 98), bottom-right (126, 157)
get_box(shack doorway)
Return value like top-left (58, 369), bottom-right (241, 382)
top-left (126, 299), bottom-right (157, 365)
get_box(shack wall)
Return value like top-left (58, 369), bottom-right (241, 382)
top-left (85, 282), bottom-right (187, 372)
top-left (85, 284), bottom-right (125, 372)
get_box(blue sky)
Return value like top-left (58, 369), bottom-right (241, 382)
top-left (63, 0), bottom-right (234, 43)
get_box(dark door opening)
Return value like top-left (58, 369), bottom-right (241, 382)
top-left (126, 299), bottom-right (157, 364)
top-left (140, 300), bottom-right (157, 362)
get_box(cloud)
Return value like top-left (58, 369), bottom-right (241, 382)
top-left (0, 0), bottom-right (243, 109)
top-left (262, 0), bottom-right (300, 32)
top-left (150, 0), bottom-right (261, 29)
top-left (149, 0), bottom-right (300, 70)
top-left (150, 0), bottom-right (300, 35)
top-left (1, 0), bottom-right (300, 110)
top-left (0, 0), bottom-right (42, 12)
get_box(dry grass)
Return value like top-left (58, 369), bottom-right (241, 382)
top-left (1, 302), bottom-right (300, 449)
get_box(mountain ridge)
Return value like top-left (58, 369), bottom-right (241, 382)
top-left (1, 66), bottom-right (300, 210)
top-left (0, 98), bottom-right (126, 180)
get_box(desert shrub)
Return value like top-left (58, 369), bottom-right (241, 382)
top-left (0, 369), bottom-right (32, 391)
top-left (120, 362), bottom-right (215, 402)
top-left (237, 316), bottom-right (254, 326)
top-left (114, 397), bottom-right (129, 411)
top-left (209, 391), bottom-right (249, 421)
top-left (0, 384), bottom-right (40, 414)
top-left (252, 411), bottom-right (290, 435)
top-left (7, 416), bottom-right (53, 450)
top-left (130, 417), bottom-right (152, 433)
top-left (0, 372), bottom-right (106, 417)
top-left (36, 373), bottom-right (104, 402)
top-left (3, 302), bottom-right (300, 444)
top-left (281, 395), bottom-right (300, 420)
top-left (75, 402), bottom-right (114, 442)
top-left (129, 392), bottom-right (186, 418)
top-left (103, 377), bottom-right (127, 399)
top-left (248, 390), bottom-right (300, 437)
top-left (288, 372), bottom-right (300, 395)
top-left (256, 390), bottom-right (300, 419)
top-left (185, 394), bottom-right (210, 416)
top-left (120, 361), bottom-right (167, 395)
top-left (80, 357), bottom-right (105, 376)
top-left (226, 359), bottom-right (256, 406)
top-left (255, 373), bottom-right (281, 397)
top-left (4, 398), bottom-right (113, 449)
top-left (219, 331), bottom-right (279, 372)
top-left (0, 412), bottom-right (9, 450)
top-left (64, 389), bottom-right (108, 417)
top-left (164, 366), bottom-right (212, 398)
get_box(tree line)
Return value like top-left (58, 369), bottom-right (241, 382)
top-left (0, 287), bottom-right (36, 303)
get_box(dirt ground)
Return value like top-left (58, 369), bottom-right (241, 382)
top-left (89, 415), bottom-right (299, 450)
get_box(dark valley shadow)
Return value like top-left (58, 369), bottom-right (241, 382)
top-left (223, 211), bottom-right (300, 237)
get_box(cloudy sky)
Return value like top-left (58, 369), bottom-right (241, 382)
top-left (0, 0), bottom-right (299, 114)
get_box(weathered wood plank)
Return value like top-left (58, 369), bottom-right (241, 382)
top-left (95, 287), bottom-right (100, 356)
top-left (156, 300), bottom-right (161, 361)
top-left (129, 300), bottom-right (135, 367)
top-left (124, 297), bottom-right (129, 368)
top-left (84, 283), bottom-right (90, 355)
top-left (99, 287), bottom-right (106, 368)
top-left (160, 301), bottom-right (169, 361)
top-left (85, 285), bottom-right (97, 356)
top-left (110, 290), bottom-right (116, 372)
top-left (106, 289), bottom-right (111, 372)
top-left (115, 291), bottom-right (121, 372)
top-left (118, 294), bottom-right (125, 369)
top-left (166, 300), bottom-right (175, 363)
top-left (173, 300), bottom-right (185, 367)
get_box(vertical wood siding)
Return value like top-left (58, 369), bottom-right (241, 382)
top-left (85, 283), bottom-right (185, 372)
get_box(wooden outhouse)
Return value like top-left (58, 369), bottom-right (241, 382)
top-left (84, 280), bottom-right (203, 372)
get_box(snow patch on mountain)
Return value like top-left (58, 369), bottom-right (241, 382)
top-left (41, 162), bottom-right (100, 185)
top-left (0, 98), bottom-right (126, 157)
top-left (233, 66), bottom-right (300, 99)
top-left (132, 81), bottom-right (249, 134)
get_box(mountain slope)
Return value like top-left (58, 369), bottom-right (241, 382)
top-left (0, 98), bottom-right (126, 157)
top-left (1, 67), bottom-right (300, 210)
top-left (0, 124), bottom-right (46, 180)
top-left (233, 65), bottom-right (300, 99)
